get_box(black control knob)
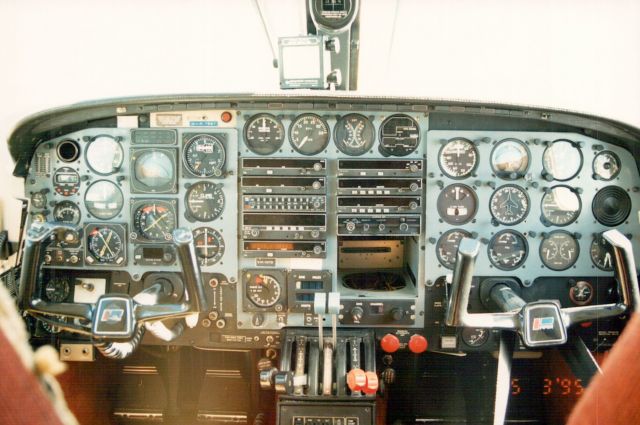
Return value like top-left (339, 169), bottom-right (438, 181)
top-left (390, 308), bottom-right (404, 321)
top-left (381, 367), bottom-right (396, 385)
top-left (350, 306), bottom-right (364, 322)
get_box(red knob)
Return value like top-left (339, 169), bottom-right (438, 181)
top-left (347, 368), bottom-right (367, 392)
top-left (408, 334), bottom-right (428, 354)
top-left (380, 333), bottom-right (400, 353)
top-left (363, 371), bottom-right (379, 395)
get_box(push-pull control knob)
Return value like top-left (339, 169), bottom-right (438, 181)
top-left (347, 368), bottom-right (367, 392)
top-left (408, 334), bottom-right (428, 354)
top-left (259, 367), bottom-right (277, 390)
top-left (380, 333), bottom-right (400, 353)
top-left (363, 372), bottom-right (379, 395)
top-left (274, 371), bottom-right (294, 394)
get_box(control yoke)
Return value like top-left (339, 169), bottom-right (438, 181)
top-left (18, 222), bottom-right (208, 341)
top-left (445, 229), bottom-right (639, 347)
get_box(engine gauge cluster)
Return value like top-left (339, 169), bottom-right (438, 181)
top-left (488, 230), bottom-right (528, 270)
top-left (539, 230), bottom-right (579, 271)
top-left (334, 114), bottom-right (375, 156)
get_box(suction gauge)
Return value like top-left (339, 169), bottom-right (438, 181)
top-left (438, 138), bottom-right (478, 179)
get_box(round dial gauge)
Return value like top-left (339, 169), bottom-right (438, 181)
top-left (133, 202), bottom-right (176, 241)
top-left (84, 180), bottom-right (124, 220)
top-left (490, 139), bottom-right (530, 179)
top-left (436, 229), bottom-right (472, 269)
top-left (437, 184), bottom-right (478, 225)
top-left (461, 328), bottom-right (490, 347)
top-left (53, 167), bottom-right (80, 196)
top-left (87, 226), bottom-right (124, 264)
top-left (193, 227), bottom-right (225, 266)
top-left (183, 134), bottom-right (226, 177)
top-left (132, 149), bottom-right (175, 192)
top-left (379, 114), bottom-right (420, 157)
top-left (541, 186), bottom-right (581, 226)
top-left (185, 182), bottom-right (225, 222)
top-left (540, 230), bottom-right (579, 271)
top-left (488, 230), bottom-right (528, 270)
top-left (438, 138), bottom-right (478, 178)
top-left (244, 113), bottom-right (285, 155)
top-left (569, 281), bottom-right (594, 306)
top-left (590, 234), bottom-right (614, 271)
top-left (44, 277), bottom-right (70, 303)
top-left (53, 201), bottom-right (81, 224)
top-left (85, 136), bottom-right (124, 175)
top-left (542, 140), bottom-right (583, 181)
top-left (289, 113), bottom-right (330, 155)
top-left (246, 273), bottom-right (282, 308)
top-left (30, 191), bottom-right (47, 209)
top-left (489, 185), bottom-right (530, 225)
top-left (334, 114), bottom-right (375, 156)
top-left (593, 151), bottom-right (621, 181)
top-left (41, 318), bottom-right (64, 334)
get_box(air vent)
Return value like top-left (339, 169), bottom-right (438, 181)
top-left (592, 186), bottom-right (631, 226)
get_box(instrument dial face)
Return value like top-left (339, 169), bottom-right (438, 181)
top-left (132, 149), bottom-right (175, 192)
top-left (53, 167), bottom-right (80, 196)
top-left (87, 226), bottom-right (125, 264)
top-left (246, 273), bottom-right (282, 308)
top-left (185, 182), bottom-right (225, 222)
top-left (490, 139), bottom-right (530, 179)
top-left (593, 151), bottom-right (621, 181)
top-left (44, 277), bottom-right (70, 302)
top-left (542, 140), bottom-right (583, 181)
top-left (244, 114), bottom-right (285, 155)
top-left (133, 202), bottom-right (176, 242)
top-left (183, 134), bottom-right (226, 177)
top-left (84, 180), bottom-right (124, 220)
top-left (53, 201), bottom-right (81, 224)
top-left (30, 191), bottom-right (47, 209)
top-left (193, 227), bottom-right (225, 266)
top-left (590, 234), bottom-right (614, 271)
top-left (541, 186), bottom-right (581, 226)
top-left (289, 113), bottom-right (330, 155)
top-left (85, 136), bottom-right (124, 175)
top-left (436, 229), bottom-right (472, 269)
top-left (539, 230), bottom-right (579, 271)
top-left (379, 114), bottom-right (420, 156)
top-left (488, 230), bottom-right (528, 270)
top-left (461, 328), bottom-right (490, 347)
top-left (438, 138), bottom-right (478, 178)
top-left (569, 281), bottom-right (594, 306)
top-left (437, 184), bottom-right (478, 225)
top-left (41, 318), bottom-right (65, 334)
top-left (334, 114), bottom-right (375, 156)
top-left (489, 185), bottom-right (530, 225)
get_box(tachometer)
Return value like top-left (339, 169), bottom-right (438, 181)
top-left (437, 184), bottom-right (478, 225)
top-left (334, 114), bottom-right (375, 156)
top-left (488, 230), bottom-right (528, 270)
top-left (436, 229), bottom-right (472, 269)
top-left (193, 227), bottom-right (225, 266)
top-left (590, 234), bottom-right (614, 271)
top-left (133, 202), bottom-right (176, 242)
top-left (84, 180), bottom-right (124, 220)
top-left (490, 138), bottom-right (530, 179)
top-left (86, 225), bottom-right (126, 265)
top-left (438, 138), bottom-right (478, 179)
top-left (539, 230), bottom-right (579, 271)
top-left (244, 113), bottom-right (285, 155)
top-left (53, 201), bottom-right (81, 224)
top-left (489, 185), bottom-right (530, 225)
top-left (540, 186), bottom-right (581, 226)
top-left (85, 135), bottom-right (124, 175)
top-left (379, 114), bottom-right (420, 156)
top-left (246, 273), bottom-right (282, 308)
top-left (183, 134), bottom-right (226, 177)
top-left (185, 182), bottom-right (225, 222)
top-left (593, 151), bottom-right (621, 181)
top-left (289, 113), bottom-right (330, 155)
top-left (542, 140), bottom-right (583, 181)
